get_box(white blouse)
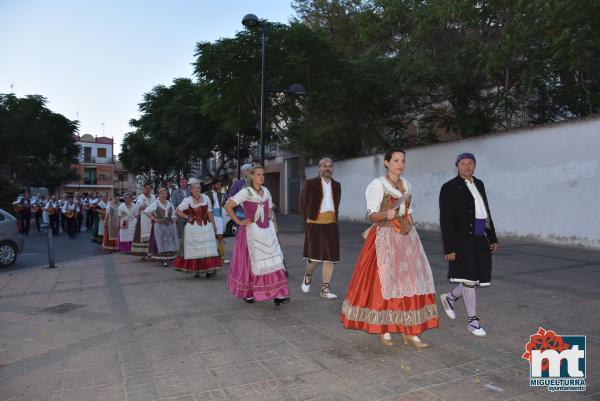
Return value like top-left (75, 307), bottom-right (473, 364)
top-left (320, 178), bottom-right (335, 213)
top-left (231, 186), bottom-right (273, 208)
top-left (177, 195), bottom-right (212, 212)
top-left (465, 179), bottom-right (488, 219)
top-left (231, 186), bottom-right (273, 223)
top-left (145, 199), bottom-right (176, 219)
top-left (365, 176), bottom-right (415, 216)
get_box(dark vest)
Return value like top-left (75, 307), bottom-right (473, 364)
top-left (300, 177), bottom-right (341, 220)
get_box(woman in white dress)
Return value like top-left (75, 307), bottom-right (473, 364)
top-left (131, 183), bottom-right (156, 258)
top-left (172, 181), bottom-right (222, 277)
top-left (145, 188), bottom-right (179, 267)
top-left (118, 193), bottom-right (137, 253)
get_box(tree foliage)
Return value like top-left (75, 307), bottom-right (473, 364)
top-left (0, 94), bottom-right (79, 198)
top-left (122, 0), bottom-right (600, 180)
top-left (294, 0), bottom-right (600, 141)
top-left (120, 78), bottom-right (233, 188)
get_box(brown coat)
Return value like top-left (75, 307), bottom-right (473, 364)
top-left (300, 177), bottom-right (341, 220)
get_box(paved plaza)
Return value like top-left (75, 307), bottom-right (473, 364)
top-left (0, 215), bottom-right (598, 401)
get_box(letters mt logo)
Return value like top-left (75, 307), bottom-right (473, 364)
top-left (523, 327), bottom-right (586, 392)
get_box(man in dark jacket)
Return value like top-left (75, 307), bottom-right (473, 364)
top-left (299, 157), bottom-right (341, 299)
top-left (439, 153), bottom-right (498, 337)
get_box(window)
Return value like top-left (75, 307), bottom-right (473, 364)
top-left (84, 168), bottom-right (96, 185)
top-left (97, 148), bottom-right (107, 158)
top-left (83, 147), bottom-right (92, 163)
top-left (99, 174), bottom-right (107, 181)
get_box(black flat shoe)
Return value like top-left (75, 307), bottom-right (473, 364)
top-left (274, 297), bottom-right (290, 306)
top-left (244, 297), bottom-right (255, 304)
top-left (206, 271), bottom-right (217, 278)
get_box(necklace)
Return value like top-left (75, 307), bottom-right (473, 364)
top-left (385, 174), bottom-right (401, 188)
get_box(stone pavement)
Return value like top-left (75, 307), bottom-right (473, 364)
top-left (0, 215), bottom-right (599, 401)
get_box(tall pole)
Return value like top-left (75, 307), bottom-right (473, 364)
top-left (259, 26), bottom-right (267, 167)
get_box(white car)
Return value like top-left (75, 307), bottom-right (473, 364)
top-left (0, 208), bottom-right (25, 267)
top-left (222, 211), bottom-right (239, 237)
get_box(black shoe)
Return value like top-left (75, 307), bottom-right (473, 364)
top-left (244, 297), bottom-right (255, 304)
top-left (206, 271), bottom-right (217, 278)
top-left (274, 297), bottom-right (290, 306)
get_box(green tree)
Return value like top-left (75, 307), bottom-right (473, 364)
top-left (120, 78), bottom-right (232, 187)
top-left (0, 94), bottom-right (79, 199)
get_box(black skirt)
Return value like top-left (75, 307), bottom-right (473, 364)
top-left (447, 236), bottom-right (492, 286)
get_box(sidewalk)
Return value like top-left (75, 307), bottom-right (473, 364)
top-left (0, 216), bottom-right (598, 401)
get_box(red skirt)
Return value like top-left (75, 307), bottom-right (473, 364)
top-left (341, 228), bottom-right (439, 335)
top-left (173, 256), bottom-right (222, 274)
top-left (102, 231), bottom-right (118, 252)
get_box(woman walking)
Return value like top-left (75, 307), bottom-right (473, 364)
top-left (102, 195), bottom-right (121, 252)
top-left (118, 193), bottom-right (137, 253)
top-left (341, 149), bottom-right (438, 347)
top-left (145, 188), bottom-right (179, 266)
top-left (225, 165), bottom-right (290, 305)
top-left (172, 181), bottom-right (222, 277)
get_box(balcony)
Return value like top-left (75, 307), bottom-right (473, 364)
top-left (82, 156), bottom-right (113, 164)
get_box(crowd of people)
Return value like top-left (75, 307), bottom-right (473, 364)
top-left (11, 150), bottom-right (498, 347)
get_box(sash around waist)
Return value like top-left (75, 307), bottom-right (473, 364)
top-left (307, 211), bottom-right (336, 224)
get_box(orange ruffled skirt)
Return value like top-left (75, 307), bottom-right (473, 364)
top-left (341, 227), bottom-right (439, 335)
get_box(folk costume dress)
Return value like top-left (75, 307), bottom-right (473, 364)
top-left (91, 199), bottom-right (106, 243)
top-left (145, 199), bottom-right (179, 261)
top-left (341, 177), bottom-right (439, 335)
top-left (131, 194), bottom-right (156, 256)
top-left (102, 200), bottom-right (120, 252)
top-left (172, 195), bottom-right (222, 275)
top-left (227, 186), bottom-right (289, 301)
top-left (207, 189), bottom-right (226, 261)
top-left (118, 202), bottom-right (137, 253)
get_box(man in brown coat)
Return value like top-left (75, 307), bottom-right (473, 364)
top-left (299, 157), bottom-right (341, 299)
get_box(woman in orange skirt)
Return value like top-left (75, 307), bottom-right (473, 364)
top-left (341, 149), bottom-right (438, 347)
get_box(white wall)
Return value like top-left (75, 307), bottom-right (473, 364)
top-left (306, 117), bottom-right (600, 248)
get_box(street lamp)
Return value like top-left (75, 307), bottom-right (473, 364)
top-left (242, 14), bottom-right (307, 166)
top-left (242, 14), bottom-right (268, 166)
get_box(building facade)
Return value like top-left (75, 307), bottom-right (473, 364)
top-left (61, 134), bottom-right (115, 196)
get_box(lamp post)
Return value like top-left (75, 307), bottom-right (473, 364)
top-left (242, 14), bottom-right (267, 166)
top-left (242, 14), bottom-right (307, 166)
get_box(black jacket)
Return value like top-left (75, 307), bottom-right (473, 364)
top-left (439, 175), bottom-right (498, 254)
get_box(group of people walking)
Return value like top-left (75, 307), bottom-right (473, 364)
top-left (296, 150), bottom-right (498, 347)
top-left (12, 149), bottom-right (497, 347)
top-left (13, 192), bottom-right (110, 240)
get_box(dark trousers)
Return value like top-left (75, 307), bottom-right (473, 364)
top-left (86, 211), bottom-right (94, 230)
top-left (49, 214), bottom-right (60, 236)
top-left (34, 211), bottom-right (43, 231)
top-left (77, 213), bottom-right (83, 232)
top-left (19, 212), bottom-right (31, 235)
top-left (66, 217), bottom-right (77, 238)
top-left (60, 213), bottom-right (67, 232)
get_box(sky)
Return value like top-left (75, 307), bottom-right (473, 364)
top-left (0, 0), bottom-right (297, 155)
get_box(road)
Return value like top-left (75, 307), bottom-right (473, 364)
top-left (0, 214), bottom-right (598, 400)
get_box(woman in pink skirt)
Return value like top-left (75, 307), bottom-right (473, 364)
top-left (224, 165), bottom-right (290, 305)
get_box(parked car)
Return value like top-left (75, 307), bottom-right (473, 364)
top-left (223, 211), bottom-right (239, 237)
top-left (0, 208), bottom-right (24, 267)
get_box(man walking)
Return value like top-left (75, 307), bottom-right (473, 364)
top-left (299, 157), bottom-right (341, 299)
top-left (227, 163), bottom-right (253, 222)
top-left (171, 177), bottom-right (190, 237)
top-left (438, 153), bottom-right (498, 337)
